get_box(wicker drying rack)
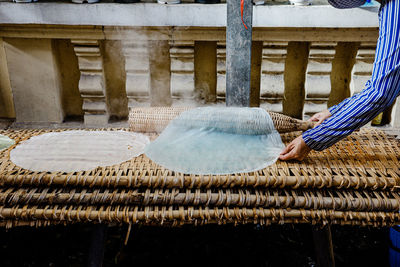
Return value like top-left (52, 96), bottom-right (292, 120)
top-left (0, 128), bottom-right (399, 228)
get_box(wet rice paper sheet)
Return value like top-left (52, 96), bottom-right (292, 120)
top-left (10, 130), bottom-right (150, 173)
top-left (145, 107), bottom-right (285, 175)
top-left (0, 134), bottom-right (14, 152)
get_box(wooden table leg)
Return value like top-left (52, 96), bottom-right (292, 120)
top-left (87, 224), bottom-right (108, 267)
top-left (312, 225), bottom-right (335, 267)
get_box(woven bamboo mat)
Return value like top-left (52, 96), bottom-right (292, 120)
top-left (0, 128), bottom-right (399, 228)
top-left (0, 187), bottom-right (399, 212)
top-left (0, 128), bottom-right (399, 190)
top-left (0, 205), bottom-right (399, 227)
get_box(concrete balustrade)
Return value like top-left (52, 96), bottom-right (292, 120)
top-left (1, 1), bottom-right (394, 126)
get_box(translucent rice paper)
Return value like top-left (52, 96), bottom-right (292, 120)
top-left (145, 107), bottom-right (285, 175)
top-left (0, 134), bottom-right (14, 152)
top-left (10, 130), bottom-right (150, 173)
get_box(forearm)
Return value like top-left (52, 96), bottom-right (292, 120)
top-left (303, 0), bottom-right (400, 151)
top-left (328, 96), bottom-right (353, 115)
top-left (303, 73), bottom-right (400, 151)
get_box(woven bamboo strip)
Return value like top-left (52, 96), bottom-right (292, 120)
top-left (128, 107), bottom-right (315, 133)
top-left (0, 218), bottom-right (391, 228)
top-left (0, 220), bottom-right (66, 228)
top-left (0, 205), bottom-right (398, 226)
top-left (0, 128), bottom-right (399, 190)
top-left (1, 188), bottom-right (399, 212)
top-left (0, 170), bottom-right (397, 190)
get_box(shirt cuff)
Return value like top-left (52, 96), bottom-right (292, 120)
top-left (302, 128), bottom-right (326, 151)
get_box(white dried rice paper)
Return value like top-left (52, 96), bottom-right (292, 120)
top-left (10, 130), bottom-right (150, 173)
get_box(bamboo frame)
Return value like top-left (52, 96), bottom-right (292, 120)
top-left (0, 187), bottom-right (399, 212)
top-left (0, 205), bottom-right (398, 227)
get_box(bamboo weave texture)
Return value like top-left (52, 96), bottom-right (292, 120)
top-left (0, 128), bottom-right (399, 227)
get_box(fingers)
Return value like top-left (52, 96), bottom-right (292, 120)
top-left (307, 115), bottom-right (318, 122)
top-left (315, 119), bottom-right (324, 126)
top-left (279, 141), bottom-right (298, 160)
top-left (279, 149), bottom-right (296, 160)
top-left (307, 114), bottom-right (321, 122)
top-left (279, 144), bottom-right (291, 156)
top-left (279, 136), bottom-right (311, 161)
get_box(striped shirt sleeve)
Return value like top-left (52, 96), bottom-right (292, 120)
top-left (302, 0), bottom-right (400, 151)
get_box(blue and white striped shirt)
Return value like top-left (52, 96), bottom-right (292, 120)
top-left (302, 0), bottom-right (400, 151)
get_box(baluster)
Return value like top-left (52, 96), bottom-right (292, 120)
top-left (305, 42), bottom-right (335, 118)
top-left (148, 40), bottom-right (172, 107)
top-left (170, 41), bottom-right (195, 104)
top-left (217, 41), bottom-right (226, 102)
top-left (53, 39), bottom-right (82, 119)
top-left (72, 39), bottom-right (109, 125)
top-left (250, 41), bottom-right (263, 107)
top-left (194, 41), bottom-right (217, 103)
top-left (351, 42), bottom-right (376, 125)
top-left (283, 41), bottom-right (310, 119)
top-left (123, 41), bottom-right (150, 107)
top-left (260, 42), bottom-right (287, 113)
top-left (102, 40), bottom-right (129, 119)
top-left (329, 42), bottom-right (359, 108)
top-left (351, 43), bottom-right (375, 96)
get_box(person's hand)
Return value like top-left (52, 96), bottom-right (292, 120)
top-left (308, 109), bottom-right (332, 127)
top-left (279, 135), bottom-right (311, 161)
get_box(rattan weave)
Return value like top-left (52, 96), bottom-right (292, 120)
top-left (0, 128), bottom-right (399, 190)
top-left (0, 128), bottom-right (399, 228)
top-left (0, 205), bottom-right (399, 227)
top-left (0, 187), bottom-right (399, 212)
top-left (128, 107), bottom-right (315, 133)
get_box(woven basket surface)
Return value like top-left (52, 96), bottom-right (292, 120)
top-left (129, 107), bottom-right (315, 133)
top-left (0, 128), bottom-right (398, 190)
top-left (0, 128), bottom-right (399, 228)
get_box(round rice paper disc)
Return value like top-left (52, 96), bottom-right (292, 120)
top-left (10, 130), bottom-right (150, 172)
top-left (145, 107), bottom-right (285, 175)
top-left (0, 134), bottom-right (15, 152)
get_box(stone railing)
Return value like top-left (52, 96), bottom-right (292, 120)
top-left (1, 1), bottom-right (393, 126)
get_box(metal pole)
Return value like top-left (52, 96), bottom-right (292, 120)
top-left (226, 0), bottom-right (253, 107)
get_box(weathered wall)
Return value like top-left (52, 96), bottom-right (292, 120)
top-left (3, 38), bottom-right (64, 123)
top-left (0, 38), bottom-right (15, 119)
